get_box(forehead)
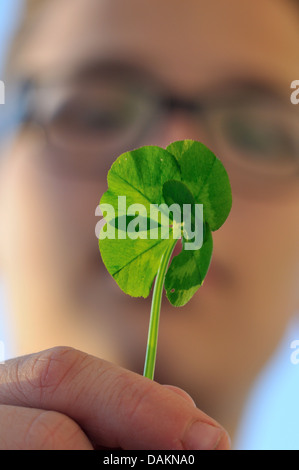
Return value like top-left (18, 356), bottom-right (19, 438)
top-left (17, 0), bottom-right (299, 92)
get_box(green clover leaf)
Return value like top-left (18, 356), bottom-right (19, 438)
top-left (99, 146), bottom-right (181, 298)
top-left (98, 140), bottom-right (232, 379)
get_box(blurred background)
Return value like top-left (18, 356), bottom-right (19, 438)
top-left (0, 0), bottom-right (23, 360)
top-left (0, 0), bottom-right (299, 450)
top-left (0, 1), bottom-right (22, 70)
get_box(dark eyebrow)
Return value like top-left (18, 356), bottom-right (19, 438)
top-left (73, 59), bottom-right (153, 81)
top-left (32, 58), bottom-right (163, 90)
top-left (204, 76), bottom-right (290, 103)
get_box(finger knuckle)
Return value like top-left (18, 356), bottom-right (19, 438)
top-left (114, 374), bottom-right (156, 426)
top-left (34, 346), bottom-right (78, 388)
top-left (23, 346), bottom-right (87, 402)
top-left (24, 410), bottom-right (88, 450)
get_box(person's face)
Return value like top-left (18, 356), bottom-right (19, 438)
top-left (1, 0), bottom-right (299, 431)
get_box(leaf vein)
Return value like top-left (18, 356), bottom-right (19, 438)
top-left (111, 238), bottom-right (169, 277)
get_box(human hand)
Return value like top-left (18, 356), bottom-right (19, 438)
top-left (0, 347), bottom-right (230, 450)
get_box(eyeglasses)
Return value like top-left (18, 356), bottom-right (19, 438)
top-left (13, 72), bottom-right (299, 196)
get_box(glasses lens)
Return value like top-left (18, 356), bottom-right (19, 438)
top-left (35, 78), bottom-right (158, 173)
top-left (209, 100), bottom-right (299, 179)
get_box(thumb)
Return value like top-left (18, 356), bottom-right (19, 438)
top-left (162, 385), bottom-right (196, 407)
top-left (163, 384), bottom-right (231, 450)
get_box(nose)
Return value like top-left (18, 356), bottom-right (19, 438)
top-left (144, 110), bottom-right (211, 150)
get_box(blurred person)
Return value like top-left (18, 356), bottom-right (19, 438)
top-left (0, 0), bottom-right (298, 450)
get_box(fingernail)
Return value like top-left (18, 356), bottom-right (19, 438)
top-left (183, 421), bottom-right (224, 450)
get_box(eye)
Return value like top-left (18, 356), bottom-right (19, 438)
top-left (34, 78), bottom-right (160, 160)
top-left (48, 93), bottom-right (143, 136)
top-left (225, 116), bottom-right (283, 155)
top-left (221, 110), bottom-right (298, 165)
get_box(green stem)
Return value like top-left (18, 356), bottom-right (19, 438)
top-left (143, 239), bottom-right (177, 380)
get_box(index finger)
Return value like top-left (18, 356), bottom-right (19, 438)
top-left (0, 347), bottom-right (230, 450)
